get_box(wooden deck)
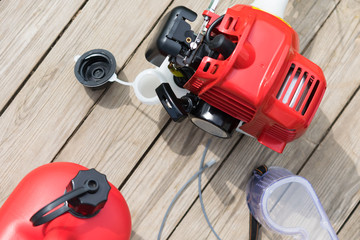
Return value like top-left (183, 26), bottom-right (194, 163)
top-left (1, 0), bottom-right (359, 239)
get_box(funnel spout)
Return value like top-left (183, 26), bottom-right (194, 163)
top-left (251, 0), bottom-right (289, 19)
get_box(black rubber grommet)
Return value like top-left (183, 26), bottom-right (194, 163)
top-left (74, 49), bottom-right (116, 88)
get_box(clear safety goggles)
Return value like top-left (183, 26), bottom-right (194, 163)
top-left (246, 167), bottom-right (338, 240)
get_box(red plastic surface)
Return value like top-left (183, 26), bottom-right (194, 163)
top-left (0, 162), bottom-right (131, 240)
top-left (185, 5), bottom-right (326, 153)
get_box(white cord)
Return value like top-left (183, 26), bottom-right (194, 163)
top-left (112, 78), bottom-right (133, 86)
top-left (157, 140), bottom-right (221, 240)
top-left (198, 140), bottom-right (221, 240)
top-left (108, 74), bottom-right (133, 86)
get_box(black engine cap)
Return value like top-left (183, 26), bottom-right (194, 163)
top-left (74, 49), bottom-right (116, 88)
top-left (189, 100), bottom-right (240, 138)
top-left (66, 168), bottom-right (111, 218)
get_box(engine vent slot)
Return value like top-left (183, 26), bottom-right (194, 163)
top-left (289, 72), bottom-right (308, 108)
top-left (211, 64), bottom-right (219, 74)
top-left (201, 87), bottom-right (256, 122)
top-left (277, 63), bottom-right (320, 116)
top-left (203, 62), bottom-right (211, 72)
top-left (188, 79), bottom-right (204, 92)
top-left (301, 79), bottom-right (320, 115)
top-left (267, 124), bottom-right (296, 142)
top-left (277, 64), bottom-right (295, 99)
top-left (224, 17), bottom-right (233, 30)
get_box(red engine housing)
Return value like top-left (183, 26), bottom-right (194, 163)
top-left (185, 5), bottom-right (326, 153)
top-left (0, 162), bottom-right (131, 240)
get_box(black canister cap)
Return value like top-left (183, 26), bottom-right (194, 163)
top-left (74, 49), bottom-right (116, 88)
top-left (67, 168), bottom-right (111, 217)
top-left (30, 168), bottom-right (111, 226)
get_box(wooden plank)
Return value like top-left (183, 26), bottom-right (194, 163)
top-left (298, 90), bottom-right (360, 230)
top-left (122, 122), bottom-right (241, 240)
top-left (52, 0), bottom-right (245, 193)
top-left (170, 0), bottom-right (360, 238)
top-left (285, 0), bottom-right (339, 50)
top-left (0, 0), bottom-right (345, 238)
top-left (0, 0), bottom-right (85, 110)
top-left (301, 0), bottom-right (360, 144)
top-left (0, 0), bottom-right (174, 204)
top-left (63, 0), bottom-right (342, 239)
top-left (41, 1), bottom-right (334, 238)
top-left (52, 0), bottom-right (340, 185)
top-left (338, 204), bottom-right (360, 240)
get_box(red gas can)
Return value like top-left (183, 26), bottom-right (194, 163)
top-left (0, 162), bottom-right (131, 240)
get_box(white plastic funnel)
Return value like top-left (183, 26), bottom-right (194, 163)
top-left (131, 58), bottom-right (189, 105)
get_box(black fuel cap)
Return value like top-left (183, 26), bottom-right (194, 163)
top-left (30, 168), bottom-right (111, 226)
top-left (74, 49), bottom-right (116, 88)
top-left (67, 168), bottom-right (111, 218)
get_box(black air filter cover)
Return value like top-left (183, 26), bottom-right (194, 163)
top-left (145, 6), bottom-right (197, 67)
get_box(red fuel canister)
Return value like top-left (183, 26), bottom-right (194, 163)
top-left (0, 162), bottom-right (131, 240)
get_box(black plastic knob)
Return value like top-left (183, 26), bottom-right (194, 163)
top-left (208, 34), bottom-right (236, 59)
top-left (67, 168), bottom-right (111, 217)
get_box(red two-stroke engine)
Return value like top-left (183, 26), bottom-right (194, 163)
top-left (146, 5), bottom-right (326, 153)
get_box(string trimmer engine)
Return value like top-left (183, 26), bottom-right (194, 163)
top-left (146, 5), bottom-right (326, 153)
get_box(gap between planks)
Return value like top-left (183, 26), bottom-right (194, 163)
top-left (297, 81), bottom-right (360, 175)
top-left (121, 1), bottom-right (352, 238)
top-left (117, 118), bottom-right (172, 191)
top-left (50, 0), bottom-right (175, 165)
top-left (40, 0), bottom-right (343, 201)
top-left (0, 0), bottom-right (89, 117)
top-left (30, 1), bottom-right (356, 238)
top-left (337, 200), bottom-right (360, 235)
top-left (2, 0), bottom-right (354, 238)
top-left (160, 0), bottom-right (360, 238)
top-left (165, 135), bottom-right (245, 239)
top-left (300, 0), bottom-right (341, 55)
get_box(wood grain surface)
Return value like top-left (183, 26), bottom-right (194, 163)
top-left (170, 0), bottom-right (360, 239)
top-left (299, 84), bottom-right (360, 231)
top-left (0, 0), bottom-right (85, 110)
top-left (53, 0), bottom-right (345, 239)
top-left (0, 0), bottom-right (173, 204)
top-left (52, 0), bottom-right (241, 201)
top-left (338, 204), bottom-right (360, 239)
top-left (0, 0), bottom-right (359, 239)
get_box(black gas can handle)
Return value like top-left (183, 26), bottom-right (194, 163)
top-left (30, 168), bottom-right (110, 227)
top-left (30, 184), bottom-right (91, 226)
